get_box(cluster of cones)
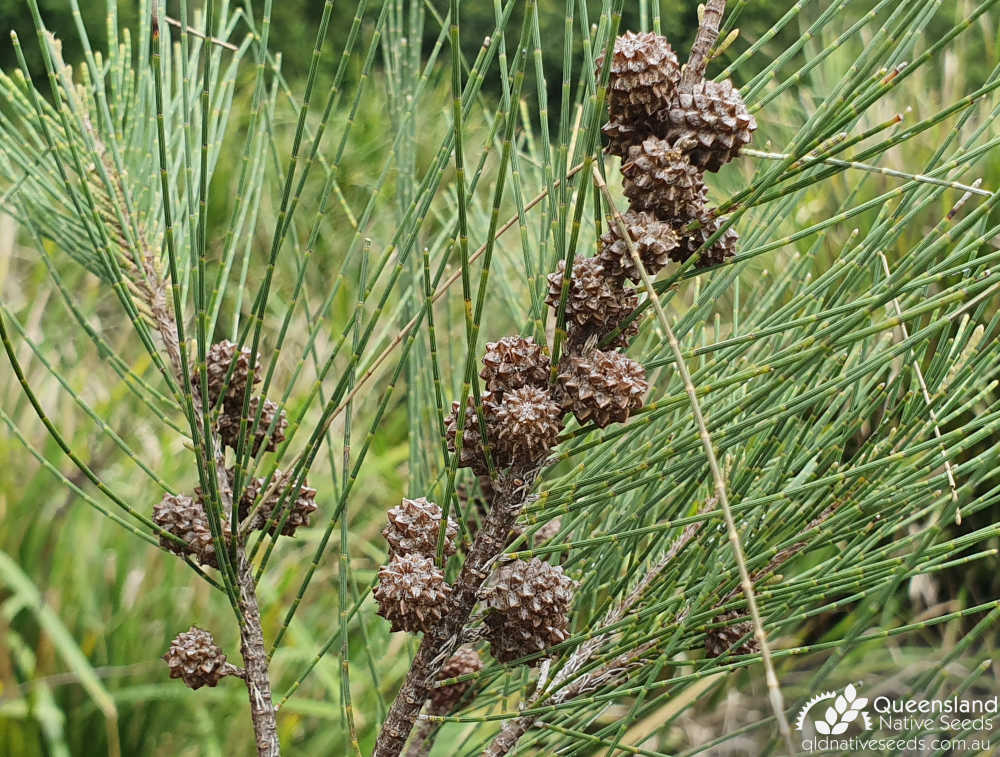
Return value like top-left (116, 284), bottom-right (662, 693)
top-left (152, 341), bottom-right (316, 571)
top-left (371, 496), bottom-right (576, 713)
top-left (599, 30), bottom-right (755, 270)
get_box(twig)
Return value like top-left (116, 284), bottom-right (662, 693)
top-left (683, 0), bottom-right (727, 86)
top-left (162, 14), bottom-right (240, 51)
top-left (743, 148), bottom-right (994, 198)
top-left (593, 165), bottom-right (795, 754)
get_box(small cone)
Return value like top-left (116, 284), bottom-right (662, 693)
top-left (218, 396), bottom-right (287, 454)
top-left (428, 646), bottom-right (484, 713)
top-left (153, 493), bottom-right (227, 568)
top-left (480, 336), bottom-right (551, 397)
top-left (163, 627), bottom-right (231, 689)
top-left (546, 257), bottom-right (640, 351)
top-left (705, 610), bottom-right (760, 657)
top-left (251, 470), bottom-right (318, 537)
top-left (382, 497), bottom-right (458, 559)
top-left (621, 137), bottom-right (707, 220)
top-left (446, 392), bottom-right (500, 476)
top-left (373, 553), bottom-right (452, 634)
top-left (598, 210), bottom-right (679, 283)
top-left (194, 340), bottom-right (259, 406)
top-left (662, 79), bottom-right (757, 172)
top-left (480, 558), bottom-right (576, 665)
top-left (597, 31), bottom-right (681, 157)
top-left (670, 213), bottom-right (740, 268)
top-left (492, 385), bottom-right (564, 469)
top-left (556, 349), bottom-right (648, 428)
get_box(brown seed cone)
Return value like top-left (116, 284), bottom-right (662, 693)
top-left (218, 396), bottom-right (288, 454)
top-left (622, 137), bottom-right (707, 219)
top-left (669, 213), bottom-right (740, 268)
top-left (153, 493), bottom-right (227, 568)
top-left (480, 558), bottom-right (576, 665)
top-left (705, 610), bottom-right (760, 657)
top-left (382, 497), bottom-right (458, 559)
top-left (480, 336), bottom-right (551, 397)
top-left (546, 257), bottom-right (640, 351)
top-left (662, 79), bottom-right (757, 172)
top-left (251, 470), bottom-right (318, 536)
top-left (598, 210), bottom-right (680, 283)
top-left (492, 385), bottom-right (564, 469)
top-left (597, 31), bottom-right (680, 156)
top-left (602, 115), bottom-right (657, 159)
top-left (556, 349), bottom-right (648, 428)
top-left (373, 554), bottom-right (452, 633)
top-left (163, 627), bottom-right (230, 689)
top-left (194, 340), bottom-right (260, 406)
top-left (428, 646), bottom-right (484, 714)
top-left (445, 392), bottom-right (501, 476)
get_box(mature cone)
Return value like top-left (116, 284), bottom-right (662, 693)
top-left (428, 646), bottom-right (484, 714)
top-left (598, 210), bottom-right (680, 283)
top-left (163, 627), bottom-right (230, 689)
top-left (382, 497), bottom-right (458, 559)
top-left (492, 386), bottom-right (564, 469)
top-left (622, 137), bottom-right (706, 219)
top-left (602, 116), bottom-right (654, 160)
top-left (556, 349), bottom-right (648, 427)
top-left (480, 558), bottom-right (576, 665)
top-left (546, 257), bottom-right (640, 351)
top-left (153, 493), bottom-right (226, 568)
top-left (373, 554), bottom-right (452, 633)
top-left (446, 392), bottom-right (500, 476)
top-left (194, 340), bottom-right (259, 406)
top-left (218, 396), bottom-right (287, 454)
top-left (251, 470), bottom-right (318, 536)
top-left (662, 79), bottom-right (757, 172)
top-left (670, 213), bottom-right (740, 268)
top-left (597, 31), bottom-right (681, 156)
top-left (705, 611), bottom-right (760, 657)
top-left (480, 336), bottom-right (551, 397)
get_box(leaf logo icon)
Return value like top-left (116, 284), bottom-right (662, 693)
top-left (797, 683), bottom-right (872, 736)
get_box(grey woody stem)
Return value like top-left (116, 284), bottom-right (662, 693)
top-left (373, 473), bottom-right (531, 757)
top-left (682, 0), bottom-right (726, 86)
top-left (236, 550), bottom-right (281, 756)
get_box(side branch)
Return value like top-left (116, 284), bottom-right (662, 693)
top-left (683, 0), bottom-right (726, 86)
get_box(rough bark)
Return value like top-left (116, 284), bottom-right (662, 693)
top-left (237, 551), bottom-right (281, 756)
top-left (682, 0), bottom-right (726, 86)
top-left (373, 473), bottom-right (532, 757)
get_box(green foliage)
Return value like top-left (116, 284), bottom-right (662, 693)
top-left (1, 0), bottom-right (1000, 755)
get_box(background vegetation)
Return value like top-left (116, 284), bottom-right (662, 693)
top-left (1, 0), bottom-right (1000, 755)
